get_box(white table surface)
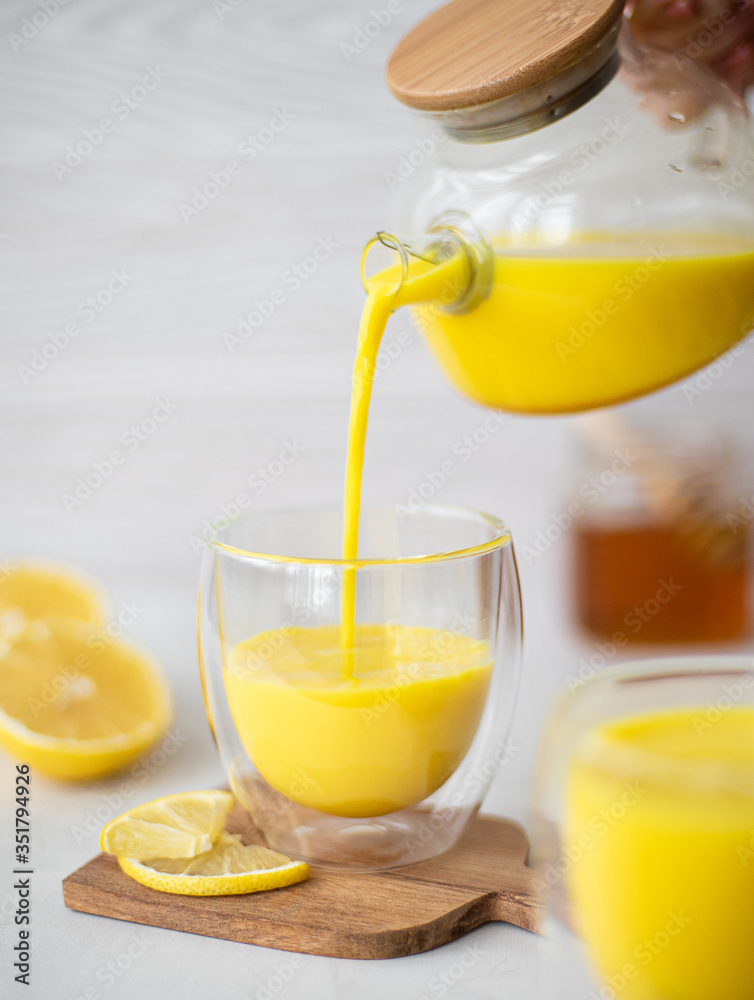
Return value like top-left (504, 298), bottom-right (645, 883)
top-left (1, 1), bottom-right (753, 997)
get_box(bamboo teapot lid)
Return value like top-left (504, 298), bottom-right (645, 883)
top-left (387, 0), bottom-right (626, 138)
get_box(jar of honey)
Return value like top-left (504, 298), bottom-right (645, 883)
top-left (569, 412), bottom-right (750, 643)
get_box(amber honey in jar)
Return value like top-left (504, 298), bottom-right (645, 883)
top-left (571, 415), bottom-right (749, 644)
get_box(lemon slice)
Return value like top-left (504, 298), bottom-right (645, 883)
top-left (0, 561), bottom-right (107, 638)
top-left (0, 619), bottom-right (172, 779)
top-left (101, 790), bottom-right (235, 859)
top-left (118, 831), bottom-right (310, 895)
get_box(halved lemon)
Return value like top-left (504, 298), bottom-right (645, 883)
top-left (0, 561), bottom-right (107, 638)
top-left (101, 790), bottom-right (235, 859)
top-left (0, 619), bottom-right (172, 779)
top-left (118, 831), bottom-right (310, 895)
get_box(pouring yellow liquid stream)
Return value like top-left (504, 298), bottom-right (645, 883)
top-left (565, 706), bottom-right (754, 1000)
top-left (224, 232), bottom-right (754, 818)
top-left (339, 246), bottom-right (471, 671)
top-left (340, 232), bottom-right (754, 655)
top-left (224, 245), bottom-right (490, 818)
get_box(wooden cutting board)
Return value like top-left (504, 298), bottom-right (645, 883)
top-left (63, 805), bottom-right (543, 960)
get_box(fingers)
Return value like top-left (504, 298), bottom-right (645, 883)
top-left (631, 0), bottom-right (754, 94)
top-left (712, 36), bottom-right (754, 91)
top-left (622, 59), bottom-right (717, 126)
top-left (631, 0), bottom-right (705, 51)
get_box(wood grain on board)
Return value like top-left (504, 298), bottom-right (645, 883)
top-left (63, 806), bottom-right (543, 960)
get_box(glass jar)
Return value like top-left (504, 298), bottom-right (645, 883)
top-left (379, 3), bottom-right (754, 413)
top-left (568, 411), bottom-right (749, 643)
top-left (530, 655), bottom-right (754, 1000)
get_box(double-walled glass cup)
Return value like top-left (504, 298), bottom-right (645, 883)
top-left (531, 657), bottom-right (754, 1000)
top-left (199, 505), bottom-right (521, 871)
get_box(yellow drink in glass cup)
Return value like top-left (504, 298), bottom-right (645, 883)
top-left (224, 623), bottom-right (492, 818)
top-left (200, 505), bottom-right (521, 871)
top-left (533, 658), bottom-right (754, 1000)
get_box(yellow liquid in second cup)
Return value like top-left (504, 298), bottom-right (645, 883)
top-left (565, 707), bottom-right (754, 1000)
top-left (224, 624), bottom-right (492, 817)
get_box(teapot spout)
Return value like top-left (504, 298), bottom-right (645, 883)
top-left (361, 212), bottom-right (493, 313)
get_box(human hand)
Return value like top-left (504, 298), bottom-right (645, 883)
top-left (629, 0), bottom-right (754, 95)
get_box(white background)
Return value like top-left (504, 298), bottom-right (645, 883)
top-left (1, 0), bottom-right (753, 997)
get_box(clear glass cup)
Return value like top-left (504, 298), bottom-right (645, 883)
top-left (531, 656), bottom-right (754, 1000)
top-left (199, 504), bottom-right (521, 871)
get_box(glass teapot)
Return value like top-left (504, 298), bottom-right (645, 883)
top-left (371, 0), bottom-right (754, 414)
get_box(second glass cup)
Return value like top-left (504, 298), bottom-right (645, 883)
top-left (199, 505), bottom-right (521, 871)
top-left (531, 656), bottom-right (754, 1000)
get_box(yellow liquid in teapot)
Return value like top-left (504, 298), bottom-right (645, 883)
top-left (414, 233), bottom-right (754, 413)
